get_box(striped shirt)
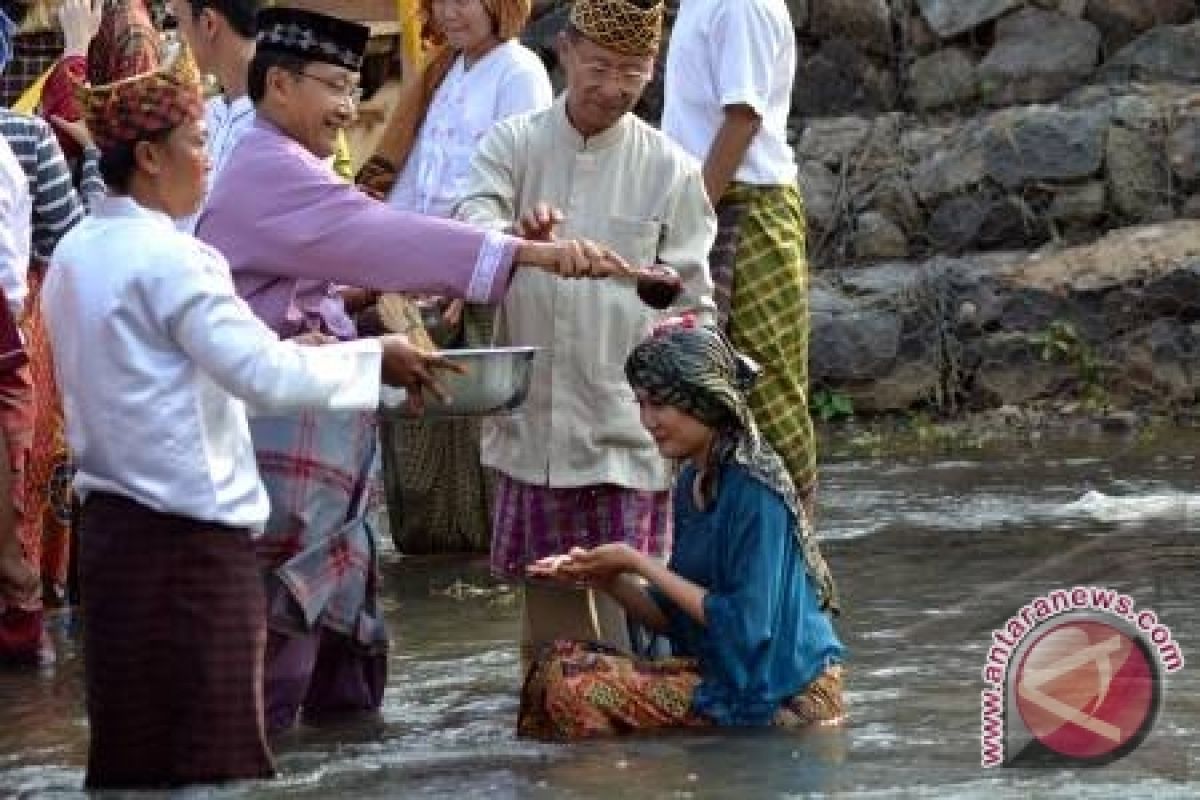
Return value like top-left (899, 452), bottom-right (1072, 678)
top-left (0, 109), bottom-right (104, 263)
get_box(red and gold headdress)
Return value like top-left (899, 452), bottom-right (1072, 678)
top-left (79, 45), bottom-right (205, 152)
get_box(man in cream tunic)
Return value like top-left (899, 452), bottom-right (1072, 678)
top-left (455, 0), bottom-right (715, 664)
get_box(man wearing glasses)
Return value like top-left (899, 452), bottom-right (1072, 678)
top-left (196, 6), bottom-right (634, 735)
top-left (455, 0), bottom-right (715, 671)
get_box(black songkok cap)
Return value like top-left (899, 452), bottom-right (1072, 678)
top-left (255, 7), bottom-right (369, 72)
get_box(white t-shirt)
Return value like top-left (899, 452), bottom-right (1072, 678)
top-left (389, 39), bottom-right (552, 217)
top-left (662, 0), bottom-right (798, 186)
top-left (0, 136), bottom-right (31, 318)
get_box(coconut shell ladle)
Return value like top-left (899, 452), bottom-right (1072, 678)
top-left (634, 265), bottom-right (684, 310)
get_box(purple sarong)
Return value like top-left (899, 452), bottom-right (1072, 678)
top-left (490, 474), bottom-right (672, 580)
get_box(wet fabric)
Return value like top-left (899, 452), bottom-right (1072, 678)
top-left (78, 491), bottom-right (274, 789)
top-left (250, 409), bottom-right (389, 727)
top-left (263, 627), bottom-right (385, 735)
top-left (518, 640), bottom-right (845, 740)
top-left (649, 462), bottom-right (844, 721)
top-left (519, 579), bottom-right (632, 670)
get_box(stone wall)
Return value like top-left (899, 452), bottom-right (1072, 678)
top-left (523, 1), bottom-right (1200, 416)
top-left (788, 1), bottom-right (1200, 265)
top-left (789, 0), bottom-right (1200, 415)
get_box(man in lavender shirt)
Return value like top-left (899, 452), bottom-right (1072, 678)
top-left (196, 7), bottom-right (628, 733)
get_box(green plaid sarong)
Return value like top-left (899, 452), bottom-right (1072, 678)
top-left (712, 182), bottom-right (817, 496)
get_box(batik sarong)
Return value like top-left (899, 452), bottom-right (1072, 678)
top-left (711, 182), bottom-right (817, 504)
top-left (19, 267), bottom-right (73, 601)
top-left (250, 409), bottom-right (388, 732)
top-left (518, 640), bottom-right (845, 740)
top-left (78, 491), bottom-right (274, 789)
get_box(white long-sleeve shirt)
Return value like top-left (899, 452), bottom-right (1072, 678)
top-left (0, 136), bottom-right (31, 317)
top-left (456, 99), bottom-right (716, 490)
top-left (44, 196), bottom-right (385, 528)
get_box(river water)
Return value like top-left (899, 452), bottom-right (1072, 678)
top-left (1, 429), bottom-right (1197, 798)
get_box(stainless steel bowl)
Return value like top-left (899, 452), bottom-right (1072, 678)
top-left (383, 346), bottom-right (541, 418)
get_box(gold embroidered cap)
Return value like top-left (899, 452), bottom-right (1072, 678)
top-left (569, 0), bottom-right (664, 57)
top-left (79, 45), bottom-right (205, 152)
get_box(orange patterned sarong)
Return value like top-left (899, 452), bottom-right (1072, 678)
top-left (19, 267), bottom-right (73, 599)
top-left (518, 640), bottom-right (845, 740)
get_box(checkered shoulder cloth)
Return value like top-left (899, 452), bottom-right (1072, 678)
top-left (79, 44), bottom-right (204, 152)
top-left (569, 0), bottom-right (664, 57)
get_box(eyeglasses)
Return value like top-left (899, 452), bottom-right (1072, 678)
top-left (573, 58), bottom-right (653, 90)
top-left (291, 70), bottom-right (364, 105)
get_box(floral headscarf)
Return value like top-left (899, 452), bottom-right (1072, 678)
top-left (625, 320), bottom-right (840, 614)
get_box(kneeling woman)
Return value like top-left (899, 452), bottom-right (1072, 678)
top-left (520, 322), bottom-right (845, 739)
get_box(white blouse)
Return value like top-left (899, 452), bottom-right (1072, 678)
top-left (388, 39), bottom-right (552, 217)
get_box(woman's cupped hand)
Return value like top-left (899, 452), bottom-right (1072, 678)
top-left (525, 543), bottom-right (639, 589)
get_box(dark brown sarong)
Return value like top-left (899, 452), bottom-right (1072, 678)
top-left (79, 492), bottom-right (275, 789)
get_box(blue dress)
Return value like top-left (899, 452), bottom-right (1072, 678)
top-left (651, 463), bottom-right (845, 725)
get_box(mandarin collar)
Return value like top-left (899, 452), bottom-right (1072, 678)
top-left (96, 195), bottom-right (176, 228)
top-left (552, 95), bottom-right (629, 153)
